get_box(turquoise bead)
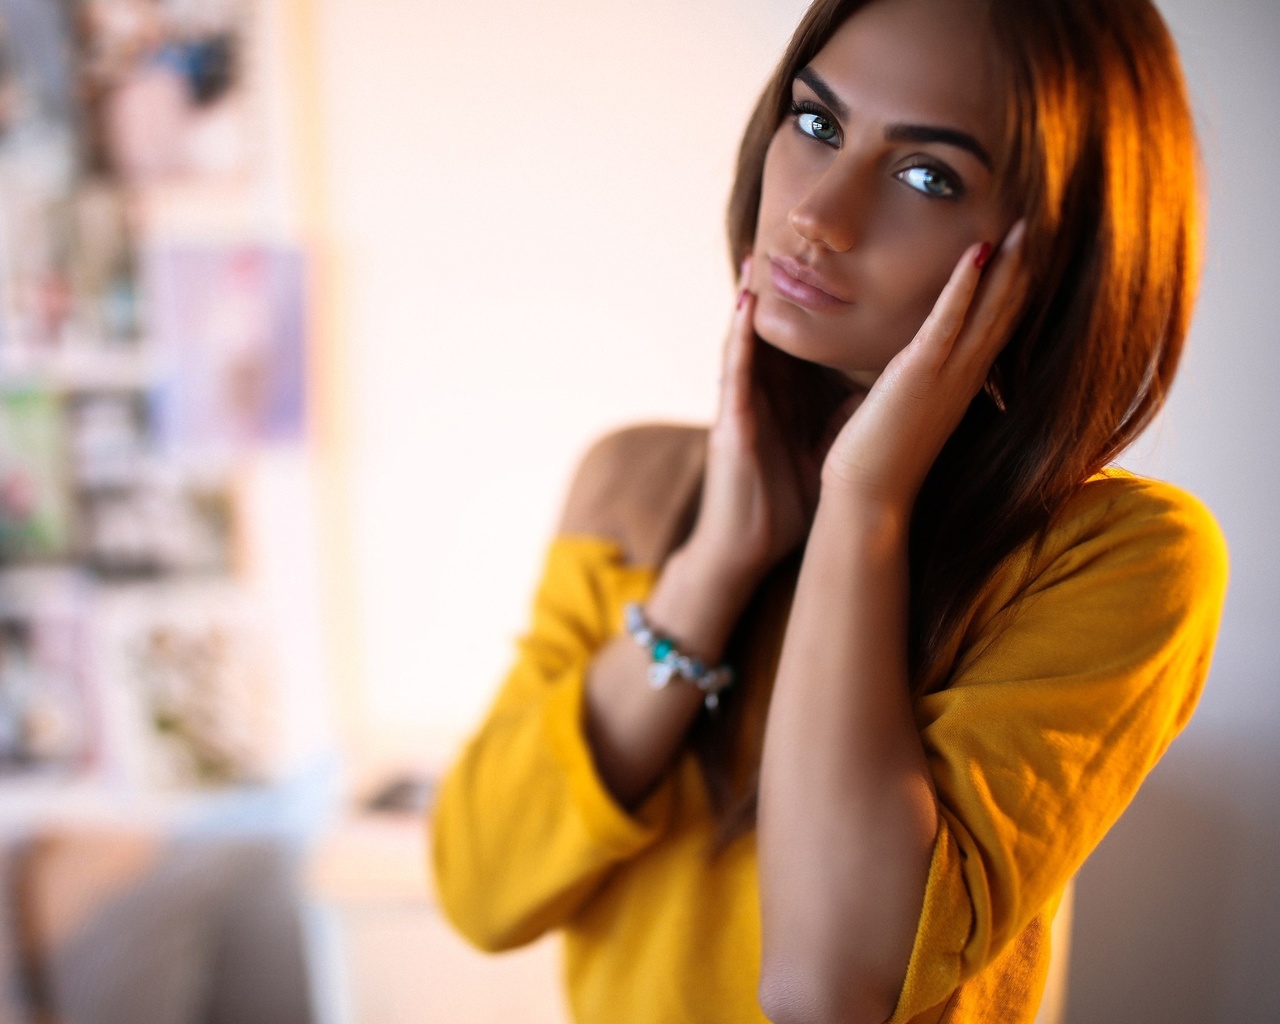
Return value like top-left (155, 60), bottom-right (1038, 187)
top-left (653, 638), bottom-right (674, 661)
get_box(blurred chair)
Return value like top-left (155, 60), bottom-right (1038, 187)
top-left (6, 829), bottom-right (314, 1024)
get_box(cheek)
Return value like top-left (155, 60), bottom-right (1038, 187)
top-left (889, 258), bottom-right (955, 331)
top-left (835, 245), bottom-right (965, 372)
top-left (754, 133), bottom-right (808, 243)
top-left (876, 236), bottom-right (970, 334)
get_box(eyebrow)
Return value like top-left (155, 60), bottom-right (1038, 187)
top-left (794, 66), bottom-right (994, 171)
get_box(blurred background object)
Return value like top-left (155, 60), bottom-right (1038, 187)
top-left (0, 0), bottom-right (320, 786)
top-left (13, 829), bottom-right (313, 1024)
top-left (0, 0), bottom-right (335, 1021)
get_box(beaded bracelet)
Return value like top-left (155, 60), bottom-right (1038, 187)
top-left (623, 602), bottom-right (734, 711)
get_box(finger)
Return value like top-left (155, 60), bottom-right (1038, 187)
top-left (913, 238), bottom-right (994, 364)
top-left (952, 220), bottom-right (1030, 370)
top-left (722, 253), bottom-right (755, 410)
top-left (718, 284), bottom-right (757, 420)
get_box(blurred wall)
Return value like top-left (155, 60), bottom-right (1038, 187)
top-left (302, 0), bottom-right (1279, 1020)
top-left (306, 0), bottom-right (812, 762)
top-left (1075, 1), bottom-right (1280, 1021)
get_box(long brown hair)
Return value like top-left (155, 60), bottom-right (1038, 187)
top-left (696, 0), bottom-right (1202, 842)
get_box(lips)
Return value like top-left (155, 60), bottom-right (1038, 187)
top-left (767, 255), bottom-right (853, 311)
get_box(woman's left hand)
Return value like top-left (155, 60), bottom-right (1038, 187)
top-left (821, 220), bottom-right (1029, 514)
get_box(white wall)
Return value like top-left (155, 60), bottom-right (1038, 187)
top-left (309, 0), bottom-right (810, 760)
top-left (307, 0), bottom-right (1279, 1018)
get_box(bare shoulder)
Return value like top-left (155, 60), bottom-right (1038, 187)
top-left (557, 423), bottom-right (707, 567)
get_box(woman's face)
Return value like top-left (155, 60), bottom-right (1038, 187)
top-left (750, 0), bottom-right (1015, 388)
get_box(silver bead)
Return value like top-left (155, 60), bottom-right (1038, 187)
top-left (648, 661), bottom-right (676, 688)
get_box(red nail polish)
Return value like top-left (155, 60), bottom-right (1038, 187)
top-left (975, 242), bottom-right (993, 269)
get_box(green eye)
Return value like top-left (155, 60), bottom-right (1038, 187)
top-left (797, 111), bottom-right (838, 143)
top-left (897, 165), bottom-right (959, 199)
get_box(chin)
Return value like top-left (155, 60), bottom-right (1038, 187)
top-left (753, 297), bottom-right (877, 385)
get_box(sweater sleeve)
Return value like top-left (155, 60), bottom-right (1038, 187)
top-left (888, 475), bottom-right (1229, 1022)
top-left (431, 535), bottom-right (673, 953)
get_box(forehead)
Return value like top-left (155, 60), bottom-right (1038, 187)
top-left (807, 0), bottom-right (1005, 148)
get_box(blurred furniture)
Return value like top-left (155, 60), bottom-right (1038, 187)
top-left (0, 828), bottom-right (314, 1024)
top-left (310, 811), bottom-right (568, 1024)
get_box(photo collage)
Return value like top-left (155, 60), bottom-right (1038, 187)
top-left (0, 0), bottom-right (306, 788)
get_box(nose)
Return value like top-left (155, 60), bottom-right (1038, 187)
top-left (787, 161), bottom-right (871, 253)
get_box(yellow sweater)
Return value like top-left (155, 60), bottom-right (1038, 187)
top-left (432, 448), bottom-right (1227, 1023)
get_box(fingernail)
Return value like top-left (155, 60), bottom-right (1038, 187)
top-left (737, 287), bottom-right (750, 310)
top-left (975, 242), bottom-right (993, 269)
top-left (1004, 219), bottom-right (1028, 250)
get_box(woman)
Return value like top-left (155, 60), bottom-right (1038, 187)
top-left (432, 0), bottom-right (1228, 1021)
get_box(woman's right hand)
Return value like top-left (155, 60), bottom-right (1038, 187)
top-left (681, 260), bottom-right (825, 597)
top-left (583, 260), bottom-right (830, 807)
